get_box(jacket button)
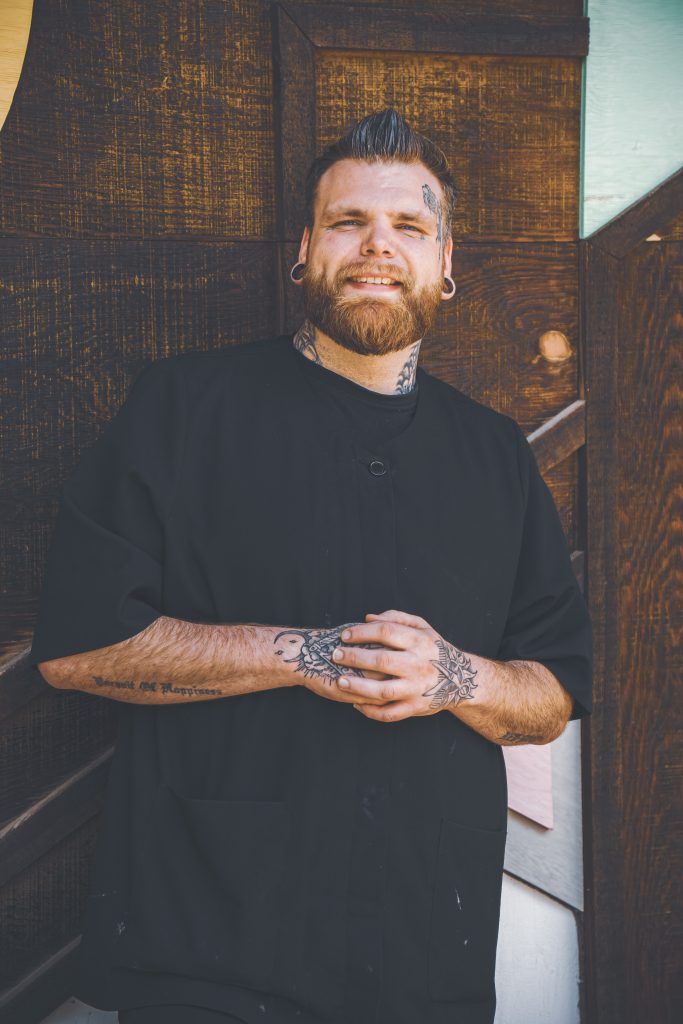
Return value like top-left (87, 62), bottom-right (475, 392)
top-left (369, 459), bottom-right (387, 476)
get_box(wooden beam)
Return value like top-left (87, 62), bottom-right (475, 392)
top-left (280, 4), bottom-right (589, 57)
top-left (526, 399), bottom-right (586, 474)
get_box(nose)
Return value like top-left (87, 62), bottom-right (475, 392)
top-left (359, 222), bottom-right (396, 258)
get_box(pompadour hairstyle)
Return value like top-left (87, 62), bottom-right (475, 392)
top-left (304, 107), bottom-right (458, 240)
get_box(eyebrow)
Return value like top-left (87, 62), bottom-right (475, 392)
top-left (323, 206), bottom-right (433, 226)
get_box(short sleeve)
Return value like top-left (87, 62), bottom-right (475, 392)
top-left (28, 357), bottom-right (186, 668)
top-left (496, 421), bottom-right (593, 721)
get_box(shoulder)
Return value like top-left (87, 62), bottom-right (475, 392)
top-left (422, 367), bottom-right (521, 444)
top-left (151, 335), bottom-right (284, 395)
top-left (130, 336), bottom-right (285, 410)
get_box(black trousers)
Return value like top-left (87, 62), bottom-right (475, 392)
top-left (117, 1007), bottom-right (247, 1023)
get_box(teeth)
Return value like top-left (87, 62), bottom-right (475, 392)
top-left (351, 277), bottom-right (398, 285)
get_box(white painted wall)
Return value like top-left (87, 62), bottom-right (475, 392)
top-left (40, 999), bottom-right (114, 1024)
top-left (495, 875), bottom-right (581, 1024)
top-left (580, 0), bottom-right (683, 237)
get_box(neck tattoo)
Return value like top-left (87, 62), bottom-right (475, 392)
top-left (292, 320), bottom-right (420, 394)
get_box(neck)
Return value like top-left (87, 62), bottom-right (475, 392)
top-left (292, 319), bottom-right (421, 395)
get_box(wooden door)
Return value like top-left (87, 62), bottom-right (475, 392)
top-left (581, 167), bottom-right (683, 1024)
top-left (0, 2), bottom-right (589, 1020)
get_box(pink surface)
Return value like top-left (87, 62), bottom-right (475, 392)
top-left (503, 744), bottom-right (554, 828)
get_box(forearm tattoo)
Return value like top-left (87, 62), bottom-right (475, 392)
top-left (90, 676), bottom-right (222, 697)
top-left (498, 731), bottom-right (544, 745)
top-left (422, 183), bottom-right (443, 262)
top-left (273, 623), bottom-right (382, 684)
top-left (395, 342), bottom-right (420, 393)
top-left (422, 639), bottom-right (478, 710)
top-left (292, 319), bottom-right (323, 365)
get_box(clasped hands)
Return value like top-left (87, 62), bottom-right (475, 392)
top-left (323, 608), bottom-right (478, 723)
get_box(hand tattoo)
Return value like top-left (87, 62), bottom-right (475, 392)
top-left (273, 623), bottom-right (382, 685)
top-left (422, 639), bottom-right (478, 710)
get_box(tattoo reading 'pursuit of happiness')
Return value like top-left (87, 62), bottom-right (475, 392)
top-left (91, 676), bottom-right (222, 698)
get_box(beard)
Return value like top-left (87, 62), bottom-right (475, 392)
top-left (300, 260), bottom-right (444, 356)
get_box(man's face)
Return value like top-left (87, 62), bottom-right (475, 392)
top-left (297, 159), bottom-right (453, 356)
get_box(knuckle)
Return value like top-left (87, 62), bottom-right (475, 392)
top-left (376, 652), bottom-right (392, 673)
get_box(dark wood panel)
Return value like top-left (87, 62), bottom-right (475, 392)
top-left (285, 2), bottom-right (589, 56)
top-left (0, 239), bottom-right (279, 655)
top-left (314, 51), bottom-right (581, 242)
top-left (0, 938), bottom-right (79, 1024)
top-left (0, 0), bottom-right (277, 239)
top-left (0, 685), bottom-right (115, 827)
top-left (528, 399), bottom-right (586, 474)
top-left (291, 0), bottom-right (585, 16)
top-left (582, 222), bottom-right (682, 1021)
top-left (614, 242), bottom-right (682, 1020)
top-left (0, 816), bottom-right (99, 991)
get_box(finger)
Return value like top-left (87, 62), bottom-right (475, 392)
top-left (338, 675), bottom-right (408, 702)
top-left (333, 644), bottom-right (410, 677)
top-left (353, 700), bottom-right (414, 722)
top-left (366, 610), bottom-right (432, 630)
top-left (340, 620), bottom-right (418, 650)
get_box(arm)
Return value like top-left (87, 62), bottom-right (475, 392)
top-left (38, 615), bottom-right (298, 703)
top-left (38, 615), bottom-right (389, 706)
top-left (443, 648), bottom-right (574, 745)
top-left (323, 611), bottom-right (575, 743)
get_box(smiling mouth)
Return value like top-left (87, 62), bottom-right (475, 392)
top-left (346, 278), bottom-right (402, 292)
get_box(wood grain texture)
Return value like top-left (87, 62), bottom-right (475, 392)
top-left (283, 2), bottom-right (588, 56)
top-left (0, 0), bottom-right (277, 238)
top-left (272, 4), bottom-right (317, 238)
top-left (1, 239), bottom-right (279, 654)
top-left (0, 816), bottom-right (99, 989)
top-left (314, 52), bottom-right (581, 242)
top-left (0, 689), bottom-right (115, 828)
top-left (0, 0), bottom-right (33, 134)
top-left (293, 0), bottom-right (584, 12)
top-left (582, 225), bottom-right (682, 1020)
top-left (0, 2), bottom-right (589, 1016)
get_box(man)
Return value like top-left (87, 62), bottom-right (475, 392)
top-left (30, 108), bottom-right (592, 1024)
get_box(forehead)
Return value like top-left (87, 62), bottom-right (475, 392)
top-left (316, 159), bottom-right (444, 220)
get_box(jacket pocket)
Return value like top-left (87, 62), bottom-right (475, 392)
top-left (428, 816), bottom-right (507, 1003)
top-left (113, 782), bottom-right (291, 992)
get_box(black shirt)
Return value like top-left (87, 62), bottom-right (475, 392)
top-left (29, 333), bottom-right (592, 1024)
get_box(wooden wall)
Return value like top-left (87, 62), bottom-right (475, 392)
top-left (0, 2), bottom-right (591, 1020)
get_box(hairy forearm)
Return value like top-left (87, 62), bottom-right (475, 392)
top-left (38, 615), bottom-right (301, 704)
top-left (445, 648), bottom-right (573, 745)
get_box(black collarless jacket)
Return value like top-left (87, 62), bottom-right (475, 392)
top-left (29, 334), bottom-right (592, 1024)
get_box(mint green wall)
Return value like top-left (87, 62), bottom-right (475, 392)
top-left (581, 0), bottom-right (683, 238)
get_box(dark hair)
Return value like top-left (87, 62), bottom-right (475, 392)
top-left (304, 107), bottom-right (457, 240)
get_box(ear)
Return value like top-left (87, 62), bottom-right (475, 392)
top-left (443, 234), bottom-right (453, 278)
top-left (298, 225), bottom-right (311, 264)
